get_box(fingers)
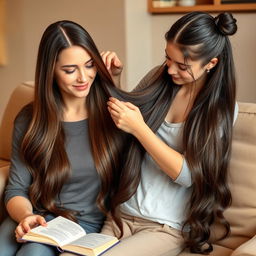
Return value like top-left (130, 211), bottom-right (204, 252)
top-left (37, 215), bottom-right (47, 227)
top-left (15, 224), bottom-right (26, 239)
top-left (100, 51), bottom-right (122, 70)
top-left (123, 101), bottom-right (138, 111)
top-left (108, 97), bottom-right (137, 111)
top-left (107, 98), bottom-right (125, 113)
top-left (107, 106), bottom-right (119, 118)
top-left (15, 215), bottom-right (47, 241)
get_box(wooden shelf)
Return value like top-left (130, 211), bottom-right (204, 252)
top-left (148, 0), bottom-right (256, 13)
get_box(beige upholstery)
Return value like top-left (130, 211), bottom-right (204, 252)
top-left (179, 102), bottom-right (256, 255)
top-left (0, 83), bottom-right (255, 255)
top-left (0, 82), bottom-right (34, 163)
top-left (0, 82), bottom-right (34, 221)
top-left (231, 235), bottom-right (256, 256)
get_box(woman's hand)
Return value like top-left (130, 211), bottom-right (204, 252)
top-left (107, 97), bottom-right (145, 135)
top-left (15, 214), bottom-right (47, 242)
top-left (101, 51), bottom-right (123, 88)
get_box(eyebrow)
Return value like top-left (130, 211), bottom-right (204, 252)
top-left (61, 58), bottom-right (93, 68)
top-left (165, 50), bottom-right (191, 67)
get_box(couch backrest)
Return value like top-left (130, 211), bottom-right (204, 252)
top-left (211, 102), bottom-right (256, 249)
top-left (0, 82), bottom-right (34, 161)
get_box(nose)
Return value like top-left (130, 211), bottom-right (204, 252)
top-left (77, 69), bottom-right (87, 83)
top-left (167, 63), bottom-right (178, 75)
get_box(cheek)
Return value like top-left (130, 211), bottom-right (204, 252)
top-left (191, 68), bottom-right (205, 80)
top-left (179, 71), bottom-right (193, 81)
top-left (56, 74), bottom-right (76, 87)
top-left (88, 69), bottom-right (97, 80)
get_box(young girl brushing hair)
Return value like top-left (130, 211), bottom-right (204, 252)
top-left (102, 11), bottom-right (238, 255)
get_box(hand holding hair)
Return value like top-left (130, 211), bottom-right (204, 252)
top-left (107, 97), bottom-right (145, 135)
top-left (101, 51), bottom-right (123, 87)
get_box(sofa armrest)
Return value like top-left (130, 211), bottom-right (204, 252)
top-left (231, 235), bottom-right (256, 256)
top-left (0, 165), bottom-right (9, 222)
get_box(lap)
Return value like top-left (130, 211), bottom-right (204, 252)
top-left (16, 242), bottom-right (57, 256)
top-left (103, 226), bottom-right (184, 256)
top-left (0, 216), bottom-right (20, 256)
top-left (101, 213), bottom-right (185, 256)
top-left (0, 216), bottom-right (57, 256)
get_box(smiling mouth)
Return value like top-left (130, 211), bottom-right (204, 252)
top-left (73, 84), bottom-right (89, 90)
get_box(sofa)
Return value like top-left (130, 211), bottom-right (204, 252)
top-left (0, 83), bottom-right (256, 255)
top-left (0, 82), bottom-right (34, 221)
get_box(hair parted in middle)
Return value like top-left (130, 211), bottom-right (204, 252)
top-left (109, 11), bottom-right (237, 254)
top-left (21, 20), bottom-right (126, 221)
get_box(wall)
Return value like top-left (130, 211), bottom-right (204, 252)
top-left (125, 3), bottom-right (256, 102)
top-left (0, 0), bottom-right (256, 122)
top-left (124, 0), bottom-right (152, 90)
top-left (0, 0), bottom-right (126, 121)
top-left (149, 12), bottom-right (256, 104)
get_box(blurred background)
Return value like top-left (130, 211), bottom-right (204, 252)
top-left (0, 0), bottom-right (256, 121)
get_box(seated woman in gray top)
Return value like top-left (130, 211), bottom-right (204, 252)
top-left (100, 11), bottom-right (239, 256)
top-left (0, 20), bottom-right (125, 256)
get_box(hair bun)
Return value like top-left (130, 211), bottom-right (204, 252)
top-left (214, 12), bottom-right (237, 36)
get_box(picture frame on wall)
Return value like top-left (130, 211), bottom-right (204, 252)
top-left (222, 0), bottom-right (256, 3)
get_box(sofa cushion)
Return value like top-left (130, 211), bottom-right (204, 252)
top-left (210, 102), bottom-right (256, 250)
top-left (0, 159), bottom-right (9, 168)
top-left (231, 235), bottom-right (256, 256)
top-left (0, 165), bottom-right (9, 222)
top-left (0, 82), bottom-right (34, 161)
top-left (179, 244), bottom-right (233, 256)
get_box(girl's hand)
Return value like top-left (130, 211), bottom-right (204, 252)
top-left (107, 97), bottom-right (145, 135)
top-left (101, 51), bottom-right (123, 87)
top-left (15, 214), bottom-right (47, 242)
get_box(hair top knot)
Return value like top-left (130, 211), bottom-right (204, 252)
top-left (214, 12), bottom-right (237, 36)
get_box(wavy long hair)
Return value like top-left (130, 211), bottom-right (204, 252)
top-left (110, 12), bottom-right (237, 254)
top-left (20, 20), bottom-right (125, 221)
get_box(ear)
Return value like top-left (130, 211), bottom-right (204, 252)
top-left (205, 57), bottom-right (218, 72)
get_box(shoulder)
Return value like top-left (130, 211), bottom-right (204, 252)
top-left (14, 103), bottom-right (33, 130)
top-left (133, 65), bottom-right (163, 92)
top-left (141, 65), bottom-right (163, 83)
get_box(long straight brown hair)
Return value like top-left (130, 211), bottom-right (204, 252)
top-left (20, 20), bottom-right (125, 220)
top-left (109, 12), bottom-right (237, 254)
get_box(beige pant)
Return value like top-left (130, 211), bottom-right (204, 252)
top-left (100, 213), bottom-right (185, 256)
top-left (59, 213), bottom-right (185, 256)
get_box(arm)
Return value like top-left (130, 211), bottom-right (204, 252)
top-left (5, 108), bottom-right (46, 240)
top-left (132, 66), bottom-right (161, 92)
top-left (107, 97), bottom-right (183, 180)
top-left (7, 196), bottom-right (46, 240)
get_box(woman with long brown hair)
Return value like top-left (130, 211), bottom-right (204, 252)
top-left (0, 20), bottom-right (124, 256)
top-left (100, 11), bottom-right (239, 255)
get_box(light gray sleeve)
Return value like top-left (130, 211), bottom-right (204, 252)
top-left (4, 109), bottom-right (32, 205)
top-left (174, 102), bottom-right (239, 188)
top-left (174, 158), bottom-right (192, 188)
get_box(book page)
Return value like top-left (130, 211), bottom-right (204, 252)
top-left (69, 233), bottom-right (117, 249)
top-left (27, 216), bottom-right (86, 247)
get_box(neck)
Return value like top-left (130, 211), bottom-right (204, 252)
top-left (62, 98), bottom-right (88, 122)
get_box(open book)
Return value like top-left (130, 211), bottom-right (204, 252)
top-left (22, 216), bottom-right (119, 256)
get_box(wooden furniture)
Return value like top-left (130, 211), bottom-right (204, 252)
top-left (148, 0), bottom-right (256, 13)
